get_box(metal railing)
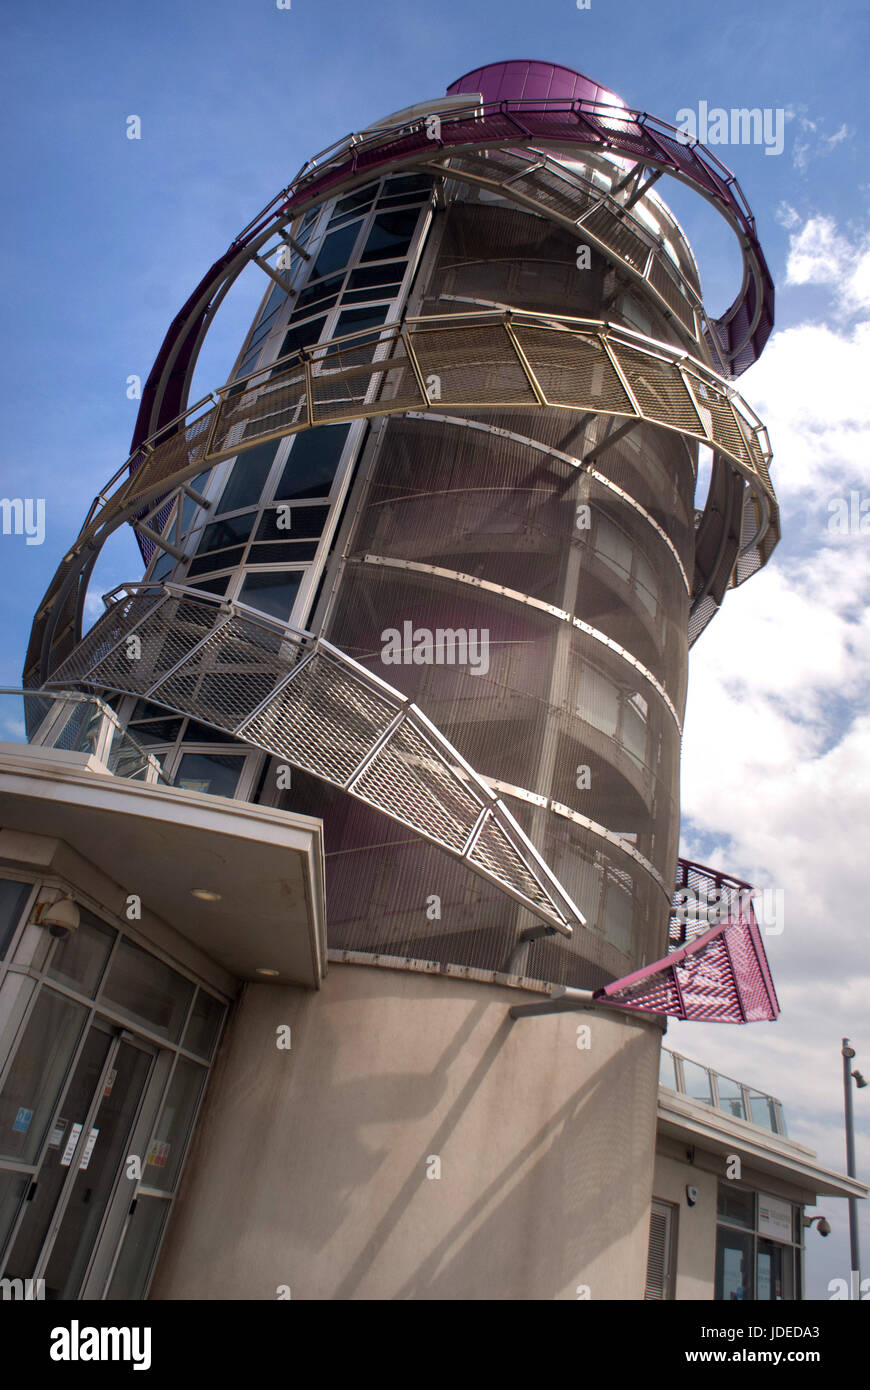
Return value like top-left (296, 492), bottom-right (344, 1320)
top-left (660, 1046), bottom-right (787, 1135)
top-left (25, 309), bottom-right (779, 688)
top-left (0, 687), bottom-right (167, 785)
top-left (43, 584), bottom-right (585, 937)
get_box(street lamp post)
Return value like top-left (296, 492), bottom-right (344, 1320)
top-left (842, 1038), bottom-right (865, 1298)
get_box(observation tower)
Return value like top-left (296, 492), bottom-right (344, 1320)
top-left (23, 59), bottom-right (780, 1298)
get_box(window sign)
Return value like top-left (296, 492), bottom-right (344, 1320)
top-left (60, 1122), bottom-right (84, 1167)
top-left (12, 1107), bottom-right (33, 1134)
top-left (758, 1193), bottom-right (792, 1241)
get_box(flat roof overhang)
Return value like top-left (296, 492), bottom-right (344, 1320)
top-left (0, 743), bottom-right (327, 988)
top-left (658, 1087), bottom-right (867, 1202)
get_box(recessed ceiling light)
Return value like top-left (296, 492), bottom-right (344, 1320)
top-left (191, 888), bottom-right (222, 902)
top-left (256, 967), bottom-right (280, 977)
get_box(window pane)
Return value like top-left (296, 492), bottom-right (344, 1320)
top-left (360, 209), bottom-right (419, 262)
top-left (715, 1073), bottom-right (746, 1121)
top-left (334, 304), bottom-right (390, 339)
top-left (344, 261), bottom-right (405, 295)
top-left (127, 717), bottom-right (184, 746)
top-left (145, 1057), bottom-right (208, 1192)
top-left (378, 173), bottom-right (432, 200)
top-left (274, 424), bottom-right (350, 501)
top-left (183, 990), bottom-right (226, 1061)
top-left (254, 282), bottom-right (288, 331)
top-left (256, 504), bottom-right (329, 542)
top-left (681, 1058), bottom-right (713, 1105)
top-left (0, 880), bottom-right (32, 960)
top-left (106, 1194), bottom-right (170, 1300)
top-left (659, 1049), bottom-right (677, 1089)
top-left (247, 540), bottom-right (319, 565)
top-left (101, 940), bottom-right (195, 1043)
top-left (186, 574), bottom-right (229, 598)
top-left (747, 1090), bottom-right (778, 1132)
top-left (0, 988), bottom-right (89, 1163)
top-left (310, 222), bottom-right (361, 279)
top-left (715, 1225), bottom-right (754, 1300)
top-left (273, 315), bottom-right (327, 372)
top-left (217, 441), bottom-right (280, 514)
top-left (717, 1183), bottom-right (755, 1228)
top-left (182, 720), bottom-right (240, 745)
top-left (238, 571), bottom-right (302, 623)
top-left (150, 550), bottom-right (176, 583)
top-left (289, 274), bottom-right (344, 318)
top-left (0, 1167), bottom-right (30, 1254)
top-left (196, 514), bottom-right (254, 555)
top-left (174, 752), bottom-right (246, 800)
top-left (46, 910), bottom-right (116, 998)
top-left (328, 184), bottom-right (378, 224)
top-left (187, 547), bottom-right (246, 577)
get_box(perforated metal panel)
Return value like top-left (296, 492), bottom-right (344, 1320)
top-left (47, 584), bottom-right (583, 938)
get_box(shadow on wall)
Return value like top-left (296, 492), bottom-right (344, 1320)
top-left (150, 967), bottom-right (658, 1300)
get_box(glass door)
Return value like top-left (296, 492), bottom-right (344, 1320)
top-left (1, 1017), bottom-right (155, 1299)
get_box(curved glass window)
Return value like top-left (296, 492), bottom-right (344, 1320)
top-left (310, 222), bottom-right (362, 280)
top-left (174, 752), bottom-right (247, 800)
top-left (360, 209), bottom-right (420, 262)
top-left (238, 571), bottom-right (303, 623)
top-left (196, 514), bottom-right (255, 555)
top-left (334, 304), bottom-right (390, 339)
top-left (216, 441), bottom-right (280, 515)
top-left (255, 505), bottom-right (329, 542)
top-left (288, 274), bottom-right (344, 321)
top-left (273, 315), bottom-right (328, 372)
top-left (274, 424), bottom-right (350, 501)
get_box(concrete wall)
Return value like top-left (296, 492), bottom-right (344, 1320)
top-left (653, 1145), bottom-right (719, 1299)
top-left (151, 962), bottom-right (662, 1300)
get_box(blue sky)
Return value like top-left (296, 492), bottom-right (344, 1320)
top-left (2, 0), bottom-right (870, 1300)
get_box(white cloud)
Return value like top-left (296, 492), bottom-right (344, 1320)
top-left (738, 215), bottom-right (870, 503)
top-left (783, 214), bottom-right (870, 311)
top-left (788, 110), bottom-right (854, 172)
top-left (676, 213), bottom-right (870, 1277)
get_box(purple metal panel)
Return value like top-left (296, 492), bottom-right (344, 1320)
top-left (593, 900), bottom-right (780, 1023)
top-left (447, 60), bottom-right (624, 110)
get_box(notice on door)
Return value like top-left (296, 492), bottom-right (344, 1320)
top-left (79, 1128), bottom-right (99, 1171)
top-left (48, 1118), bottom-right (68, 1148)
top-left (60, 1123), bottom-right (83, 1167)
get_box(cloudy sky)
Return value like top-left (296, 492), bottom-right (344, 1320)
top-left (1, 0), bottom-right (868, 1299)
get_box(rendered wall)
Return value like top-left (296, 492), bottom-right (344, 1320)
top-left (150, 963), bottom-right (661, 1300)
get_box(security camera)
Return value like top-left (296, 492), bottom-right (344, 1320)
top-left (40, 896), bottom-right (81, 941)
top-left (853, 1071), bottom-right (868, 1090)
top-left (804, 1214), bottom-right (831, 1237)
top-left (686, 1185), bottom-right (698, 1207)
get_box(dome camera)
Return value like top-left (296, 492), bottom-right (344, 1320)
top-left (40, 895), bottom-right (80, 941)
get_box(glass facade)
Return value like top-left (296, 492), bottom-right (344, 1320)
top-left (715, 1184), bottom-right (802, 1301)
top-left (0, 878), bottom-right (228, 1299)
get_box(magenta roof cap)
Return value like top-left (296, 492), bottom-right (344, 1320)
top-left (447, 59), bottom-right (625, 109)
